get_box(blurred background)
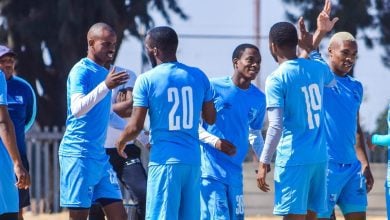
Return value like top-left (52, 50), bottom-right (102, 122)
top-left (1, 0), bottom-right (389, 217)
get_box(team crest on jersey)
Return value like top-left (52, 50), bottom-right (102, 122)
top-left (7, 95), bottom-right (23, 104)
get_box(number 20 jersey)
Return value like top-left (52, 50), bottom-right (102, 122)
top-left (265, 55), bottom-right (334, 166)
top-left (132, 62), bottom-right (214, 166)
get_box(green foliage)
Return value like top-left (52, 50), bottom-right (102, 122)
top-left (0, 0), bottom-right (187, 126)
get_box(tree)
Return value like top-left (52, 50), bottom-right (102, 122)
top-left (282, 0), bottom-right (390, 66)
top-left (282, 0), bottom-right (390, 131)
top-left (0, 0), bottom-right (187, 127)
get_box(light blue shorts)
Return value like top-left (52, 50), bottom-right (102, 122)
top-left (0, 147), bottom-right (18, 215)
top-left (317, 160), bottom-right (367, 218)
top-left (59, 156), bottom-right (122, 208)
top-left (273, 162), bottom-right (327, 216)
top-left (200, 178), bottom-right (244, 220)
top-left (146, 164), bottom-right (200, 220)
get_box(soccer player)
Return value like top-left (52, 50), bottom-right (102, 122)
top-left (89, 66), bottom-right (148, 220)
top-left (256, 1), bottom-right (338, 219)
top-left (116, 26), bottom-right (216, 220)
top-left (0, 45), bottom-right (37, 220)
top-left (0, 69), bottom-right (31, 219)
top-left (58, 22), bottom-right (129, 220)
top-left (315, 32), bottom-right (374, 220)
top-left (367, 105), bottom-right (390, 218)
top-left (198, 43), bottom-right (266, 220)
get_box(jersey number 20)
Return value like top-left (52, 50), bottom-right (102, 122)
top-left (168, 86), bottom-right (194, 130)
top-left (301, 84), bottom-right (321, 129)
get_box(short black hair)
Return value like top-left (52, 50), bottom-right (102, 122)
top-left (232, 43), bottom-right (260, 60)
top-left (146, 26), bottom-right (178, 52)
top-left (269, 22), bottom-right (298, 49)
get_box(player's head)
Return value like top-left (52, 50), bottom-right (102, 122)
top-left (232, 43), bottom-right (261, 81)
top-left (268, 22), bottom-right (298, 62)
top-left (328, 32), bottom-right (357, 76)
top-left (87, 22), bottom-right (117, 66)
top-left (0, 45), bottom-right (16, 79)
top-left (144, 26), bottom-right (178, 67)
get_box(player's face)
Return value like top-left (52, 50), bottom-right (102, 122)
top-left (90, 30), bottom-right (117, 66)
top-left (234, 48), bottom-right (261, 81)
top-left (0, 55), bottom-right (16, 79)
top-left (144, 35), bottom-right (157, 67)
top-left (328, 40), bottom-right (358, 76)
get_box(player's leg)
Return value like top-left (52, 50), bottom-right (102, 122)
top-left (93, 160), bottom-right (126, 220)
top-left (336, 161), bottom-right (367, 220)
top-left (146, 164), bottom-right (181, 220)
top-left (179, 164), bottom-right (201, 220)
top-left (121, 144), bottom-right (147, 219)
top-left (227, 182), bottom-right (244, 220)
top-left (307, 162), bottom-right (327, 220)
top-left (60, 156), bottom-right (104, 220)
top-left (200, 178), bottom-right (229, 220)
top-left (317, 161), bottom-right (349, 219)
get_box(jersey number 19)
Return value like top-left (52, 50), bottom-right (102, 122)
top-left (301, 84), bottom-right (321, 129)
top-left (168, 86), bottom-right (194, 130)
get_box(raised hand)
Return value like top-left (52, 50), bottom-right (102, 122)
top-left (105, 67), bottom-right (129, 89)
top-left (298, 17), bottom-right (314, 53)
top-left (317, 0), bottom-right (339, 34)
top-left (215, 139), bottom-right (237, 156)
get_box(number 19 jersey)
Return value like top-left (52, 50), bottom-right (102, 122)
top-left (132, 62), bottom-right (214, 165)
top-left (265, 56), bottom-right (334, 166)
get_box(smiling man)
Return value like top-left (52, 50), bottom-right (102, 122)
top-left (58, 22), bottom-right (129, 220)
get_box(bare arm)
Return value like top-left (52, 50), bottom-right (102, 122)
top-left (116, 106), bottom-right (147, 158)
top-left (0, 105), bottom-right (30, 189)
top-left (202, 100), bottom-right (216, 125)
top-left (356, 113), bottom-right (374, 192)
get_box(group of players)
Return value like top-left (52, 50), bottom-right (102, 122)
top-left (1, 0), bottom-right (390, 219)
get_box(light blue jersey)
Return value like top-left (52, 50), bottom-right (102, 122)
top-left (59, 58), bottom-right (111, 160)
top-left (132, 62), bottom-right (213, 165)
top-left (323, 74), bottom-right (362, 163)
top-left (265, 56), bottom-right (334, 166)
top-left (201, 77), bottom-right (266, 185)
top-left (0, 71), bottom-right (19, 215)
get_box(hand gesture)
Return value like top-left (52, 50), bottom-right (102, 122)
top-left (256, 162), bottom-right (270, 192)
top-left (317, 0), bottom-right (339, 34)
top-left (14, 163), bottom-right (31, 189)
top-left (215, 139), bottom-right (237, 156)
top-left (116, 88), bottom-right (133, 103)
top-left (105, 67), bottom-right (129, 89)
top-left (297, 17), bottom-right (314, 53)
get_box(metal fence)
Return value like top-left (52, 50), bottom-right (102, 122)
top-left (24, 125), bottom-right (387, 214)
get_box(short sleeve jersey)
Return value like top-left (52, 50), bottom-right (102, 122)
top-left (6, 76), bottom-right (36, 156)
top-left (59, 58), bottom-right (111, 159)
top-left (200, 77), bottom-right (266, 185)
top-left (132, 62), bottom-right (213, 165)
top-left (323, 74), bottom-right (363, 163)
top-left (0, 71), bottom-right (19, 215)
top-left (265, 57), bottom-right (334, 166)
